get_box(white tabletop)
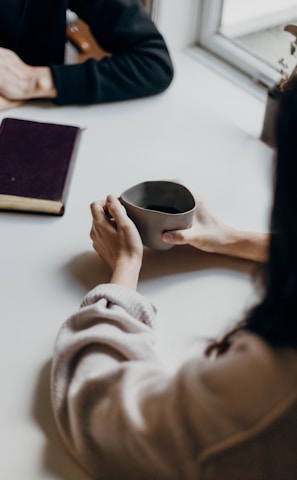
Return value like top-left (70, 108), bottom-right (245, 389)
top-left (0, 53), bottom-right (274, 479)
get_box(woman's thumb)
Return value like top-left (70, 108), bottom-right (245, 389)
top-left (163, 230), bottom-right (186, 245)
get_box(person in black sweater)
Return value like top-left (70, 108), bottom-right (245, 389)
top-left (0, 0), bottom-right (173, 110)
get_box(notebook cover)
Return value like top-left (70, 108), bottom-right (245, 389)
top-left (0, 117), bottom-right (82, 215)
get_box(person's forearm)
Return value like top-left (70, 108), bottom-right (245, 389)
top-left (51, 1), bottom-right (173, 105)
top-left (218, 228), bottom-right (269, 263)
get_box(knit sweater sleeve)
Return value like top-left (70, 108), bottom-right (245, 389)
top-left (50, 0), bottom-right (174, 105)
top-left (51, 283), bottom-right (208, 480)
top-left (51, 284), bottom-right (162, 478)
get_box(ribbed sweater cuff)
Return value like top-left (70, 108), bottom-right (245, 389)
top-left (81, 283), bottom-right (157, 329)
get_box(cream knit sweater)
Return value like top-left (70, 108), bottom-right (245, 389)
top-left (51, 284), bottom-right (297, 480)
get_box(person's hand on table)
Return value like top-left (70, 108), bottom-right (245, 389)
top-left (162, 194), bottom-right (269, 263)
top-left (0, 95), bottom-right (24, 110)
top-left (0, 48), bottom-right (57, 107)
top-left (90, 195), bottom-right (143, 290)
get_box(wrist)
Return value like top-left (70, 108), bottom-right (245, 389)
top-left (110, 256), bottom-right (142, 290)
top-left (32, 67), bottom-right (57, 99)
top-left (215, 225), bottom-right (241, 255)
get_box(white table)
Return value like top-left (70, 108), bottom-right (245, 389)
top-left (0, 53), bottom-right (274, 479)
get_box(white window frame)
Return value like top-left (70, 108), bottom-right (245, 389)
top-left (153, 0), bottom-right (282, 88)
top-left (197, 0), bottom-right (281, 88)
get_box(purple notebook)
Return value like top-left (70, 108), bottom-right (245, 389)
top-left (0, 117), bottom-right (82, 215)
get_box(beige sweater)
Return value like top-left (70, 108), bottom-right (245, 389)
top-left (51, 284), bottom-right (297, 480)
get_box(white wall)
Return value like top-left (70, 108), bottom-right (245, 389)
top-left (155, 0), bottom-right (201, 51)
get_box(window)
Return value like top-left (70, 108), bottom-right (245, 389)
top-left (197, 0), bottom-right (297, 88)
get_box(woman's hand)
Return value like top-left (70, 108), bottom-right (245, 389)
top-left (163, 196), bottom-right (233, 252)
top-left (90, 195), bottom-right (143, 289)
top-left (0, 48), bottom-right (57, 103)
top-left (162, 195), bottom-right (269, 263)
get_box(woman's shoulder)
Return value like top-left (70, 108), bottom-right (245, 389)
top-left (181, 331), bottom-right (297, 425)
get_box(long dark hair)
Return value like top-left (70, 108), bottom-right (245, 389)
top-left (206, 78), bottom-right (297, 356)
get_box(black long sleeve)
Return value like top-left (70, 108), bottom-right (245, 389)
top-left (51, 0), bottom-right (174, 105)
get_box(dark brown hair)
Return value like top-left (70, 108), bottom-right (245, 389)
top-left (206, 78), bottom-right (297, 356)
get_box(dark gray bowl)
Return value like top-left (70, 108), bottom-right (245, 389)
top-left (120, 181), bottom-right (196, 250)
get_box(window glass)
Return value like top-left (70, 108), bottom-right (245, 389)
top-left (221, 0), bottom-right (297, 75)
top-left (198, 0), bottom-right (297, 87)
